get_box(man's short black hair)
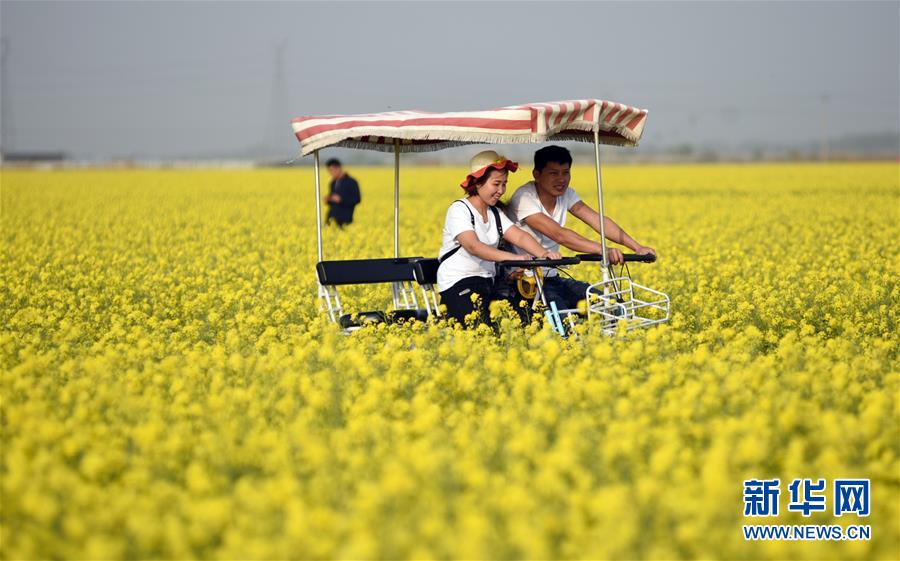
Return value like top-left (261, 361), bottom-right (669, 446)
top-left (325, 158), bottom-right (342, 168)
top-left (534, 145), bottom-right (572, 172)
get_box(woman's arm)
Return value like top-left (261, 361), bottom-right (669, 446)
top-left (503, 225), bottom-right (561, 259)
top-left (456, 231), bottom-right (528, 262)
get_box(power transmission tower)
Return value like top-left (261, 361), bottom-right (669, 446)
top-left (820, 93), bottom-right (829, 162)
top-left (264, 40), bottom-right (288, 158)
top-left (1, 36), bottom-right (13, 158)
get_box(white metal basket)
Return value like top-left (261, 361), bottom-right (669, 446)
top-left (586, 276), bottom-right (670, 335)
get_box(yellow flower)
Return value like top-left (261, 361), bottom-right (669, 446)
top-left (1, 163), bottom-right (897, 560)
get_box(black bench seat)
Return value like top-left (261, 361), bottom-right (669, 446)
top-left (317, 257), bottom-right (437, 329)
top-left (316, 257), bottom-right (424, 286)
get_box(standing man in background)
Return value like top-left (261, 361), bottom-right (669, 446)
top-left (324, 158), bottom-right (361, 226)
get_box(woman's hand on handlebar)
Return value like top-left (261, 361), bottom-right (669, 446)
top-left (538, 250), bottom-right (562, 260)
top-left (504, 252), bottom-right (532, 261)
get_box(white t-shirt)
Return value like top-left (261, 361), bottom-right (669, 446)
top-left (437, 199), bottom-right (514, 292)
top-left (505, 181), bottom-right (581, 275)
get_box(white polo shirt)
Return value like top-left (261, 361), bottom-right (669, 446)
top-left (437, 199), bottom-right (514, 292)
top-left (505, 181), bottom-right (581, 275)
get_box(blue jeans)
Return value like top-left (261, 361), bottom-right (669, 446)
top-left (541, 276), bottom-right (595, 310)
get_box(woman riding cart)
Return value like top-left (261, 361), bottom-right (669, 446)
top-left (291, 99), bottom-right (670, 335)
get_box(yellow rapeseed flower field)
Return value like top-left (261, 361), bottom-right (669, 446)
top-left (1, 162), bottom-right (898, 560)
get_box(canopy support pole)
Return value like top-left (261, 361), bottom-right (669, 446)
top-left (593, 128), bottom-right (610, 281)
top-left (393, 139), bottom-right (400, 258)
top-left (314, 150), bottom-right (323, 262)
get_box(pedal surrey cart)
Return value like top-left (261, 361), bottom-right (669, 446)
top-left (290, 99), bottom-right (670, 335)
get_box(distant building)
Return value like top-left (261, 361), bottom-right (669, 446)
top-left (2, 151), bottom-right (67, 164)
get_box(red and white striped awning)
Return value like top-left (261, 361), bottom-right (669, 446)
top-left (291, 99), bottom-right (648, 155)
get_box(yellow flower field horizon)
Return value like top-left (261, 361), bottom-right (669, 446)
top-left (2, 162), bottom-right (898, 559)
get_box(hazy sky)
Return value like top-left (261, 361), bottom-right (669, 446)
top-left (1, 1), bottom-right (898, 159)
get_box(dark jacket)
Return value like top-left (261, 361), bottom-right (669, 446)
top-left (327, 174), bottom-right (361, 225)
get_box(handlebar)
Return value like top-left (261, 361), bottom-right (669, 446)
top-left (497, 257), bottom-right (582, 268)
top-left (499, 254), bottom-right (656, 268)
top-left (576, 253), bottom-right (657, 263)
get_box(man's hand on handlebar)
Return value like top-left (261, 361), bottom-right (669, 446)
top-left (635, 245), bottom-right (657, 258)
top-left (540, 250), bottom-right (562, 260)
top-left (607, 247), bottom-right (624, 265)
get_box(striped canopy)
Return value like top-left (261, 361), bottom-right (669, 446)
top-left (291, 99), bottom-right (648, 155)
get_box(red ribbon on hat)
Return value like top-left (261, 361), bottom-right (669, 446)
top-left (460, 157), bottom-right (519, 189)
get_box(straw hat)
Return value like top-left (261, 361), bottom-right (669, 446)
top-left (460, 150), bottom-right (518, 189)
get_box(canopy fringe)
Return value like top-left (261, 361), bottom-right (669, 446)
top-left (299, 126), bottom-right (640, 156)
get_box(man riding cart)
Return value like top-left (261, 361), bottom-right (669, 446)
top-left (291, 99), bottom-right (670, 335)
